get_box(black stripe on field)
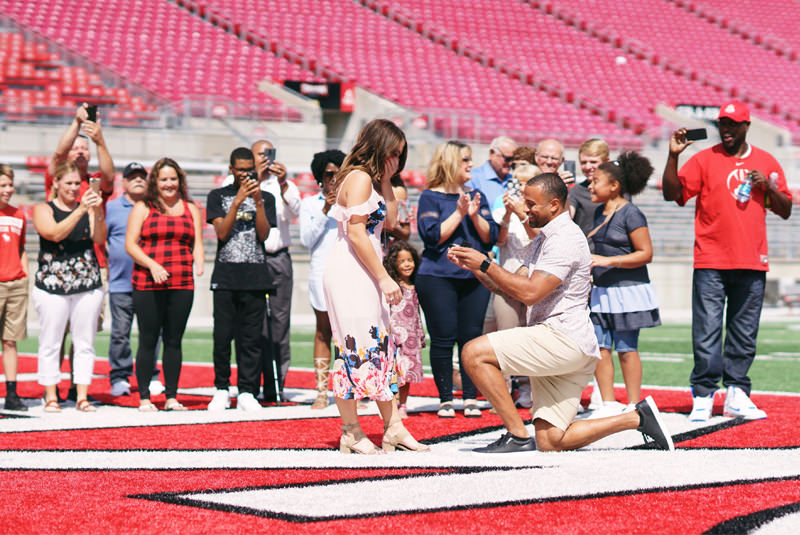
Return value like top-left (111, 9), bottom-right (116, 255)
top-left (128, 473), bottom-right (800, 524)
top-left (627, 417), bottom-right (752, 450)
top-left (703, 500), bottom-right (800, 534)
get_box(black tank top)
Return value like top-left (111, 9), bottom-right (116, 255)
top-left (35, 201), bottom-right (101, 295)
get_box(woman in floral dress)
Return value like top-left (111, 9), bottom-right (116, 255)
top-left (323, 119), bottom-right (428, 454)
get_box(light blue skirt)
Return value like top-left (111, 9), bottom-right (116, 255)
top-left (590, 282), bottom-right (661, 331)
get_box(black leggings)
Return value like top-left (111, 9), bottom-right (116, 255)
top-left (133, 289), bottom-right (193, 399)
top-left (415, 274), bottom-right (490, 402)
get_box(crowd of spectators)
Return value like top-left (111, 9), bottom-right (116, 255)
top-left (0, 101), bottom-right (791, 446)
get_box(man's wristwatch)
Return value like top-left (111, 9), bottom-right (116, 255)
top-left (480, 258), bottom-right (492, 273)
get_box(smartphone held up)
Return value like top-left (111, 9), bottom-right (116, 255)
top-left (684, 128), bottom-right (707, 141)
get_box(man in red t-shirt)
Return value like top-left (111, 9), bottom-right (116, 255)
top-left (662, 101), bottom-right (792, 422)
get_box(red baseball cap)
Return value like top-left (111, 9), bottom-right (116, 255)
top-left (718, 101), bottom-right (750, 122)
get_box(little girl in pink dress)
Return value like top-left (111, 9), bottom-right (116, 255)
top-left (384, 241), bottom-right (425, 419)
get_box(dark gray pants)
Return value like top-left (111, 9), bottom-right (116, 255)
top-left (261, 249), bottom-right (293, 398)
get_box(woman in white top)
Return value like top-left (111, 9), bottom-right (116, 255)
top-left (299, 149), bottom-right (345, 409)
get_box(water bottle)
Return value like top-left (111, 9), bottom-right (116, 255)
top-left (736, 172), bottom-right (753, 203)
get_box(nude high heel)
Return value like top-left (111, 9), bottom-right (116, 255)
top-left (340, 424), bottom-right (383, 454)
top-left (382, 420), bottom-right (430, 452)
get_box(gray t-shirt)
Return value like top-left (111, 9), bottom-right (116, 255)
top-left (525, 212), bottom-right (600, 359)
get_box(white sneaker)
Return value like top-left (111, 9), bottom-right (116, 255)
top-left (149, 379), bottom-right (165, 396)
top-left (689, 394), bottom-right (714, 422)
top-left (110, 380), bottom-right (130, 397)
top-left (723, 386), bottom-right (767, 420)
top-left (236, 392), bottom-right (262, 412)
top-left (207, 389), bottom-right (230, 411)
top-left (588, 379), bottom-right (603, 410)
top-left (588, 400), bottom-right (627, 420)
top-left (513, 380), bottom-right (532, 409)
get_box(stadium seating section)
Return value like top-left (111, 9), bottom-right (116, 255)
top-left (3, 0), bottom-right (800, 142)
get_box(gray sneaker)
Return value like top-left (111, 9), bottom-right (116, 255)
top-left (636, 396), bottom-right (675, 451)
top-left (110, 380), bottom-right (131, 397)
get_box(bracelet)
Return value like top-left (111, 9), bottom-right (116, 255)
top-left (500, 218), bottom-right (510, 228)
top-left (617, 258), bottom-right (623, 268)
top-left (520, 215), bottom-right (530, 225)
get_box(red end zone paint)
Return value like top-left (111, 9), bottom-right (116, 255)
top-left (2, 356), bottom-right (799, 534)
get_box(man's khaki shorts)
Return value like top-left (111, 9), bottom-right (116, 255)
top-left (0, 277), bottom-right (28, 341)
top-left (486, 323), bottom-right (597, 431)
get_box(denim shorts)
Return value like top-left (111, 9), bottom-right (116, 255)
top-left (593, 323), bottom-right (640, 352)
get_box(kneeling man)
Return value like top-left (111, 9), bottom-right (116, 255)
top-left (448, 173), bottom-right (673, 452)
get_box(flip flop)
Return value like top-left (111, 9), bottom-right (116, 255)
top-left (138, 402), bottom-right (158, 412)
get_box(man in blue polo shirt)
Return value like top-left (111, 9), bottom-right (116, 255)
top-left (105, 162), bottom-right (163, 397)
top-left (467, 136), bottom-right (517, 208)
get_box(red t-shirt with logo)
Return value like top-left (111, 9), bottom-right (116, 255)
top-left (0, 204), bottom-right (27, 282)
top-left (677, 143), bottom-right (792, 271)
top-left (44, 168), bottom-right (111, 267)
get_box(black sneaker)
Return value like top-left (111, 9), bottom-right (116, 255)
top-left (3, 395), bottom-right (28, 412)
top-left (636, 396), bottom-right (675, 451)
top-left (473, 432), bottom-right (536, 453)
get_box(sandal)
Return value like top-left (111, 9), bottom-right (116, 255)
top-left (43, 399), bottom-right (61, 413)
top-left (164, 399), bottom-right (187, 411)
top-left (76, 399), bottom-right (97, 412)
top-left (382, 420), bottom-right (430, 452)
top-left (139, 401), bottom-right (158, 412)
top-left (311, 392), bottom-right (329, 410)
top-left (463, 400), bottom-right (482, 418)
top-left (437, 402), bottom-right (455, 418)
top-left (340, 424), bottom-right (384, 455)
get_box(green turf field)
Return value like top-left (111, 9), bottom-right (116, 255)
top-left (16, 322), bottom-right (800, 393)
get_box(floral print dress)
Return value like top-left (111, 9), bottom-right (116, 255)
top-left (322, 184), bottom-right (397, 401)
top-left (390, 284), bottom-right (425, 385)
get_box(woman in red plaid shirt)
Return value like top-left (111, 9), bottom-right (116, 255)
top-left (126, 157), bottom-right (204, 411)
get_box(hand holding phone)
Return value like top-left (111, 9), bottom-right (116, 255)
top-left (684, 128), bottom-right (707, 141)
top-left (89, 176), bottom-right (101, 193)
top-left (86, 105), bottom-right (97, 123)
top-left (563, 160), bottom-right (576, 176)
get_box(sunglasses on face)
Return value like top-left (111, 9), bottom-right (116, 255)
top-left (493, 150), bottom-right (514, 164)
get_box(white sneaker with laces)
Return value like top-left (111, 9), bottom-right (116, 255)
top-left (587, 400), bottom-right (627, 420)
top-left (723, 386), bottom-right (766, 420)
top-left (237, 392), bottom-right (262, 412)
top-left (689, 394), bottom-right (714, 422)
top-left (149, 379), bottom-right (165, 396)
top-left (207, 389), bottom-right (230, 411)
top-left (110, 380), bottom-right (130, 397)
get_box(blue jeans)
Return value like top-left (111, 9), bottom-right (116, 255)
top-left (109, 292), bottom-right (159, 385)
top-left (416, 274), bottom-right (490, 402)
top-left (690, 269), bottom-right (765, 397)
top-left (108, 292), bottom-right (135, 385)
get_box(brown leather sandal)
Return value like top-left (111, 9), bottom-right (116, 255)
top-left (43, 400), bottom-right (61, 413)
top-left (76, 399), bottom-right (97, 412)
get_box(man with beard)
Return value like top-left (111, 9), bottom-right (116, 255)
top-left (448, 174), bottom-right (674, 452)
top-left (662, 101), bottom-right (792, 422)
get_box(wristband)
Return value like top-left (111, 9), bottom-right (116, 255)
top-left (480, 258), bottom-right (492, 273)
top-left (520, 215), bottom-right (530, 225)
